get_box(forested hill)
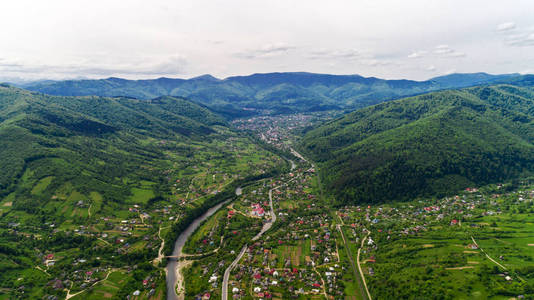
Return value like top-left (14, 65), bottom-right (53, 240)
top-left (299, 84), bottom-right (534, 205)
top-left (0, 86), bottom-right (225, 207)
top-left (20, 72), bottom-right (518, 118)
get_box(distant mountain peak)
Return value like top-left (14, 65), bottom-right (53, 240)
top-left (190, 74), bottom-right (220, 81)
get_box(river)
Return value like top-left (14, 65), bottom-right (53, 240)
top-left (165, 187), bottom-right (240, 300)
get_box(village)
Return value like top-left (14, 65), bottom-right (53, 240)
top-left (336, 181), bottom-right (534, 299)
top-left (231, 112), bottom-right (336, 150)
top-left (0, 127), bottom-right (285, 300)
top-left (179, 157), bottom-right (353, 299)
top-left (4, 109), bottom-right (534, 300)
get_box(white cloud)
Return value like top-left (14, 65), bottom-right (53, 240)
top-left (432, 45), bottom-right (465, 58)
top-left (496, 22), bottom-right (516, 32)
top-left (0, 55), bottom-right (189, 79)
top-left (503, 32), bottom-right (534, 47)
top-left (234, 43), bottom-right (295, 59)
top-left (495, 22), bottom-right (534, 47)
top-left (407, 51), bottom-right (427, 59)
top-left (307, 48), bottom-right (363, 60)
top-left (426, 65), bottom-right (437, 71)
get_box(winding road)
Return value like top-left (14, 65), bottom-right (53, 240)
top-left (221, 157), bottom-right (299, 300)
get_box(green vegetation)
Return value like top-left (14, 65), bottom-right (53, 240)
top-left (336, 181), bottom-right (534, 299)
top-left (0, 86), bottom-right (284, 299)
top-left (300, 85), bottom-right (534, 205)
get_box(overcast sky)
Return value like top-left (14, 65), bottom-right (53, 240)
top-left (1, 0), bottom-right (533, 81)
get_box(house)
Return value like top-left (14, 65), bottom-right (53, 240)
top-left (132, 290), bottom-right (140, 296)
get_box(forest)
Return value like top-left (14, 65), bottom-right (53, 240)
top-left (300, 85), bottom-right (534, 205)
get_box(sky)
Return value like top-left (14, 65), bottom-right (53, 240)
top-left (0, 0), bottom-right (533, 82)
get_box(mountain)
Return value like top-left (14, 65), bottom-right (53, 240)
top-left (429, 72), bottom-right (519, 88)
top-left (20, 72), bottom-right (521, 118)
top-left (299, 84), bottom-right (534, 205)
top-left (0, 86), bottom-right (227, 202)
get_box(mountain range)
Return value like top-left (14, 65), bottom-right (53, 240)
top-left (18, 72), bottom-right (522, 118)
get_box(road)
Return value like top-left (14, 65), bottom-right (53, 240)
top-left (222, 155), bottom-right (300, 300)
top-left (357, 233), bottom-right (372, 300)
top-left (222, 183), bottom-right (280, 300)
top-left (221, 245), bottom-right (247, 300)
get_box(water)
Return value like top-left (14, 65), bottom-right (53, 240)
top-left (165, 188), bottom-right (241, 299)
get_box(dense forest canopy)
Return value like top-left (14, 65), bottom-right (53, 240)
top-left (300, 84), bottom-right (534, 205)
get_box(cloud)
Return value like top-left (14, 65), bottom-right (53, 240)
top-left (426, 65), bottom-right (437, 72)
top-left (407, 51), bottom-right (427, 59)
top-left (0, 55), bottom-right (189, 79)
top-left (234, 43), bottom-right (295, 59)
top-left (307, 48), bottom-right (362, 60)
top-left (495, 22), bottom-right (534, 47)
top-left (496, 22), bottom-right (516, 32)
top-left (503, 32), bottom-right (534, 47)
top-left (305, 48), bottom-right (394, 67)
top-left (432, 45), bottom-right (465, 58)
top-left (407, 46), bottom-right (465, 60)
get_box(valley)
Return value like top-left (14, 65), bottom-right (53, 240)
top-left (3, 1), bottom-right (534, 299)
top-left (2, 82), bottom-right (534, 300)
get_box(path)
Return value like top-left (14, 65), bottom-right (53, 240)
top-left (336, 219), bottom-right (369, 300)
top-left (97, 237), bottom-right (111, 246)
top-left (35, 266), bottom-right (50, 276)
top-left (471, 236), bottom-right (507, 270)
top-left (311, 260), bottom-right (328, 298)
top-left (357, 233), bottom-right (372, 300)
top-left (65, 268), bottom-right (114, 300)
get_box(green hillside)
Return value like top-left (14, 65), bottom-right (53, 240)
top-left (0, 86), bottom-right (284, 299)
top-left (0, 87), bottom-right (224, 199)
top-left (300, 85), bottom-right (534, 205)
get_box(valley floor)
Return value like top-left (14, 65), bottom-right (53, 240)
top-left (2, 112), bottom-right (534, 299)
